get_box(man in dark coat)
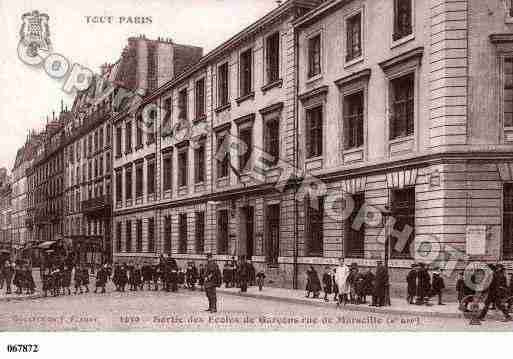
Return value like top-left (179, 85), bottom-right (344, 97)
top-left (119, 264), bottom-right (128, 292)
top-left (222, 262), bottom-right (233, 288)
top-left (2, 260), bottom-right (14, 294)
top-left (204, 253), bottom-right (221, 313)
top-left (142, 264), bottom-right (153, 290)
top-left (238, 257), bottom-right (250, 293)
top-left (406, 264), bottom-right (418, 304)
top-left (95, 265), bottom-right (109, 294)
top-left (478, 264), bottom-right (511, 321)
top-left (374, 261), bottom-right (388, 307)
top-left (415, 263), bottom-right (431, 305)
top-left (431, 270), bottom-right (445, 305)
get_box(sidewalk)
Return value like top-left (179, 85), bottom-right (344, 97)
top-left (217, 286), bottom-right (464, 319)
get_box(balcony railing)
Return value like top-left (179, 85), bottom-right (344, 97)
top-left (82, 195), bottom-right (111, 214)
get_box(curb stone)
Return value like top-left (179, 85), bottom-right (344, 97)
top-left (217, 289), bottom-right (464, 320)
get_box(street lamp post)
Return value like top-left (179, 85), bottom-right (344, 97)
top-left (382, 205), bottom-right (392, 306)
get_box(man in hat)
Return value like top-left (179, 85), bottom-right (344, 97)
top-left (478, 264), bottom-right (511, 322)
top-left (416, 263), bottom-right (431, 305)
top-left (204, 253), bottom-right (221, 313)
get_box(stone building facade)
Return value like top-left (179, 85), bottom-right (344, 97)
top-left (111, 0), bottom-right (321, 292)
top-left (290, 0), bottom-right (513, 295)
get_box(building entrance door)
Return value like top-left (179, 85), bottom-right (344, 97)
top-left (239, 206), bottom-right (254, 260)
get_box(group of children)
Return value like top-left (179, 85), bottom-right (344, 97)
top-left (41, 265), bottom-right (92, 297)
top-left (1, 261), bottom-right (36, 295)
top-left (306, 264), bottom-right (375, 304)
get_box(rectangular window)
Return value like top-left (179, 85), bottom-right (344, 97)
top-left (308, 34), bottom-right (321, 78)
top-left (179, 213), bottom-right (187, 254)
top-left (346, 12), bottom-right (362, 62)
top-left (163, 97), bottom-right (172, 132)
top-left (115, 170), bottom-right (122, 202)
top-left (264, 118), bottom-right (280, 164)
top-left (164, 215), bottom-right (172, 254)
top-left (136, 114), bottom-right (143, 148)
top-left (148, 217), bottom-right (155, 253)
top-left (125, 166), bottom-right (132, 200)
top-left (390, 187), bottom-right (415, 259)
top-left (135, 163), bottom-right (143, 197)
top-left (163, 154), bottom-right (172, 191)
top-left (344, 193), bottom-right (365, 258)
top-left (194, 144), bottom-right (205, 183)
top-left (106, 125), bottom-right (111, 146)
top-left (195, 211), bottom-right (205, 254)
top-left (504, 57), bottom-right (513, 127)
top-left (125, 121), bottom-right (132, 152)
top-left (195, 78), bottom-right (206, 119)
top-left (216, 132), bottom-right (229, 178)
top-left (217, 209), bottom-right (229, 255)
top-left (178, 88), bottom-right (188, 121)
top-left (125, 220), bottom-right (132, 253)
top-left (178, 149), bottom-right (188, 187)
top-left (266, 204), bottom-right (280, 266)
top-left (390, 73), bottom-right (414, 140)
top-left (393, 0), bottom-right (413, 41)
top-left (503, 183), bottom-right (513, 259)
top-left (116, 222), bottom-right (122, 252)
top-left (266, 32), bottom-right (280, 84)
top-left (306, 106), bottom-right (323, 158)
top-left (106, 152), bottom-right (111, 172)
top-left (115, 126), bottom-right (122, 157)
top-left (218, 62), bottom-right (229, 106)
top-left (136, 219), bottom-right (143, 252)
top-left (343, 91), bottom-right (364, 150)
top-left (306, 196), bottom-right (324, 256)
top-left (239, 126), bottom-right (252, 171)
top-left (99, 128), bottom-right (104, 149)
top-left (240, 49), bottom-right (253, 97)
top-left (147, 160), bottom-right (155, 195)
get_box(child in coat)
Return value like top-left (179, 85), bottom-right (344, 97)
top-left (322, 267), bottom-right (332, 302)
top-left (305, 266), bottom-right (321, 299)
top-left (256, 271), bottom-right (266, 291)
top-left (431, 271), bottom-right (445, 305)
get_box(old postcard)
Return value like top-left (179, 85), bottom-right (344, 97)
top-left (0, 0), bottom-right (513, 337)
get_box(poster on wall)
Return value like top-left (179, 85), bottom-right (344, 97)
top-left (466, 225), bottom-right (487, 256)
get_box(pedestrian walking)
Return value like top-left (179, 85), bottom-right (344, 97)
top-left (186, 262), bottom-right (198, 290)
top-left (142, 263), bottom-right (153, 290)
top-left (82, 265), bottom-right (90, 293)
top-left (222, 262), bottom-right (233, 288)
top-left (374, 261), bottom-right (388, 307)
top-left (431, 270), bottom-right (445, 305)
top-left (62, 265), bottom-right (72, 295)
top-left (94, 264), bottom-right (108, 294)
top-left (73, 265), bottom-right (83, 294)
top-left (362, 268), bottom-right (374, 304)
top-left (322, 266), bottom-right (332, 302)
top-left (306, 265), bottom-right (321, 299)
top-left (2, 260), bottom-right (14, 294)
top-left (334, 258), bottom-right (350, 306)
top-left (204, 253), bottom-right (221, 313)
top-left (406, 264), bottom-right (418, 304)
top-left (256, 270), bottom-right (266, 291)
top-left (238, 257), bottom-right (250, 293)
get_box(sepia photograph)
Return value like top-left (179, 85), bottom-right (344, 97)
top-left (0, 0), bottom-right (513, 346)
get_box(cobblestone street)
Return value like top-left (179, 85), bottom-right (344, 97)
top-left (1, 286), bottom-right (512, 331)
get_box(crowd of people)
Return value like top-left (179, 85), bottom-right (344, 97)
top-left (0, 255), bottom-right (262, 299)
top-left (0, 260), bottom-right (36, 295)
top-left (305, 258), bottom-right (389, 307)
top-left (3, 253), bottom-right (513, 320)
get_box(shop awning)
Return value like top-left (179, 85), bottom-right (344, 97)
top-left (38, 241), bottom-right (57, 249)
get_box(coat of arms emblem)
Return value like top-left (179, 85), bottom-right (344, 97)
top-left (19, 10), bottom-right (52, 57)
